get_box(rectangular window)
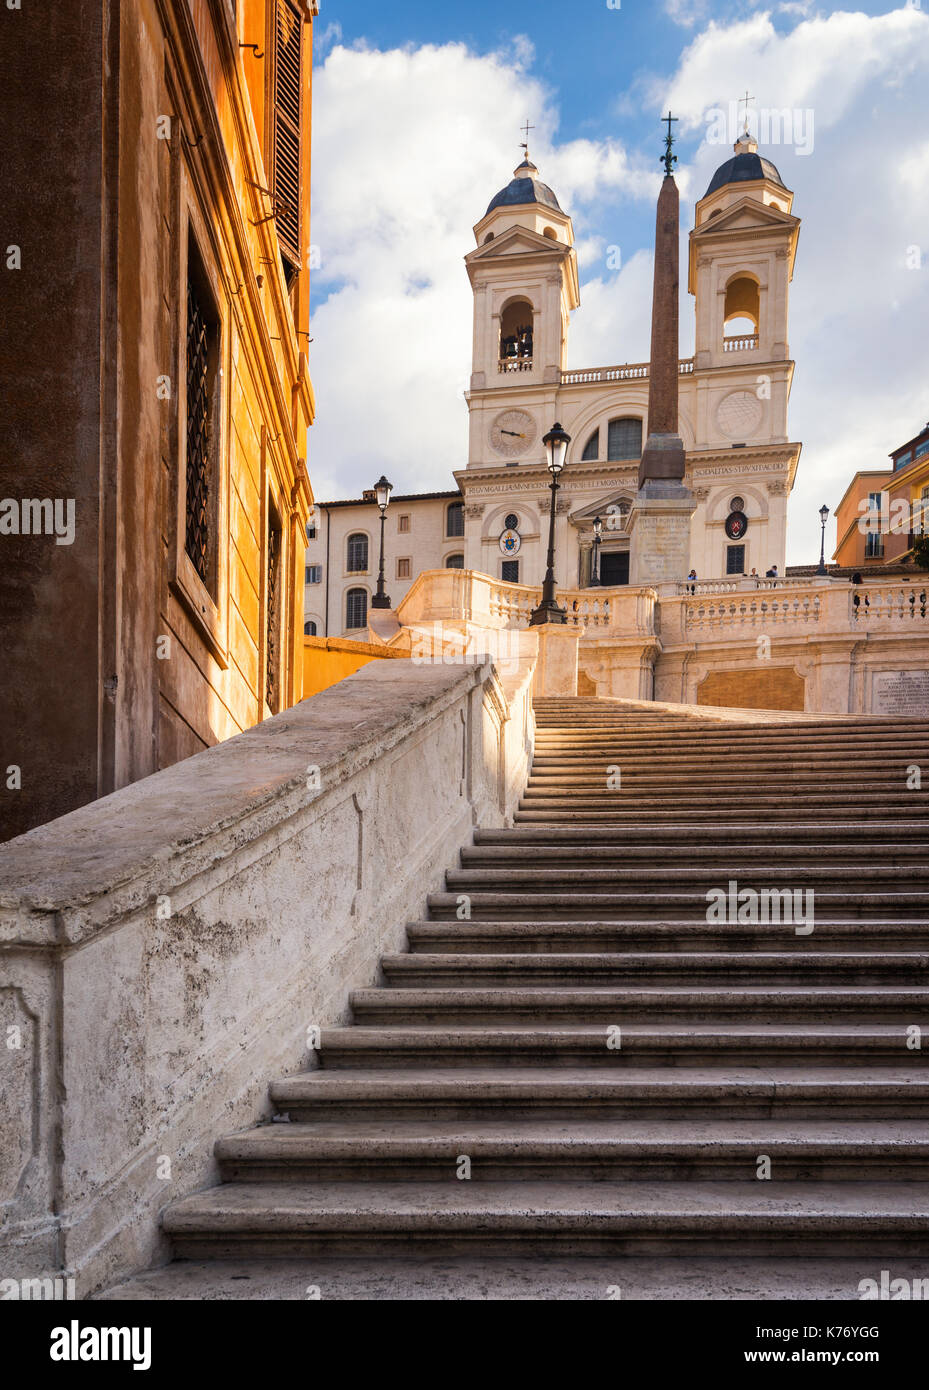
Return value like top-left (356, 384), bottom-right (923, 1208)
top-left (184, 234), bottom-right (221, 594)
top-left (446, 502), bottom-right (465, 537)
top-left (895, 452), bottom-right (912, 470)
top-left (266, 508), bottom-right (282, 710)
top-left (917, 440), bottom-right (929, 460)
top-left (397, 557), bottom-right (411, 580)
top-left (272, 0), bottom-right (304, 271)
top-left (305, 564), bottom-right (322, 584)
top-left (305, 522), bottom-right (316, 541)
top-left (398, 514), bottom-right (411, 534)
top-left (865, 532), bottom-right (884, 558)
top-left (607, 417), bottom-right (643, 461)
top-left (726, 545), bottom-right (745, 575)
top-left (501, 560), bottom-right (520, 583)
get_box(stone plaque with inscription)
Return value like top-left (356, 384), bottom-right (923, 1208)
top-left (872, 671), bottom-right (929, 716)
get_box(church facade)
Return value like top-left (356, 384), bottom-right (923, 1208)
top-left (455, 133), bottom-right (802, 591)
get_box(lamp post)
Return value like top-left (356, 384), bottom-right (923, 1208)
top-left (817, 503), bottom-right (830, 577)
top-left (589, 515), bottom-right (603, 587)
top-left (530, 422), bottom-right (571, 626)
top-left (371, 474), bottom-right (393, 608)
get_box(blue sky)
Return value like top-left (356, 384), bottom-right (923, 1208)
top-left (308, 2), bottom-right (929, 563)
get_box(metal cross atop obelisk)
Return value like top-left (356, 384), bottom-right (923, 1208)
top-left (661, 111), bottom-right (678, 176)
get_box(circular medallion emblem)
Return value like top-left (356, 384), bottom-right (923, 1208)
top-left (499, 528), bottom-right (522, 556)
top-left (490, 410), bottom-right (537, 458)
top-left (725, 510), bottom-right (749, 540)
top-left (717, 390), bottom-right (763, 441)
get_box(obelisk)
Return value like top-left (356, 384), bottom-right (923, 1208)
top-left (629, 113), bottom-right (696, 588)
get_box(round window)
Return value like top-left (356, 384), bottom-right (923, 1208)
top-left (504, 513), bottom-right (520, 531)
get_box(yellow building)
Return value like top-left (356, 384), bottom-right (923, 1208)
top-left (0, 0), bottom-right (318, 840)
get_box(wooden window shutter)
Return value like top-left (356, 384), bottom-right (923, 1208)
top-left (273, 0), bottom-right (303, 267)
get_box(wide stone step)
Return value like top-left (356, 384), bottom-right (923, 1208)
top-left (514, 806), bottom-right (929, 823)
top-left (163, 1180), bottom-right (929, 1257)
top-left (407, 919), bottom-right (929, 953)
top-left (519, 792), bottom-right (929, 810)
top-left (445, 866), bottom-right (929, 890)
top-left (213, 1118), bottom-right (929, 1182)
top-left (460, 844), bottom-right (929, 868)
top-left (350, 986), bottom-right (929, 1025)
top-left (268, 1066), bottom-right (929, 1121)
top-left (427, 889), bottom-right (929, 919)
top-left (380, 951), bottom-right (929, 987)
top-left (472, 822), bottom-right (929, 846)
top-left (314, 1024), bottom-right (928, 1069)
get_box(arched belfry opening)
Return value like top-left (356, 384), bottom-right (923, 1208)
top-left (499, 298), bottom-right (534, 373)
top-left (724, 274), bottom-right (760, 341)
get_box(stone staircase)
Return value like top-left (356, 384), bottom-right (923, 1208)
top-left (158, 698), bottom-right (929, 1274)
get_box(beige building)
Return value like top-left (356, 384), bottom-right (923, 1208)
top-left (304, 490), bottom-right (465, 635)
top-left (456, 130), bottom-right (801, 590)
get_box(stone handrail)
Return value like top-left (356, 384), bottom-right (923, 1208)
top-left (0, 658), bottom-right (535, 1293)
top-left (677, 577), bottom-right (785, 596)
top-left (398, 569), bottom-right (657, 637)
top-left (723, 334), bottom-right (759, 352)
top-left (682, 587), bottom-right (824, 633)
top-left (561, 357), bottom-right (695, 386)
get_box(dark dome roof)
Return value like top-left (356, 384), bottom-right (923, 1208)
top-left (705, 150), bottom-right (786, 197)
top-left (486, 160), bottom-right (562, 217)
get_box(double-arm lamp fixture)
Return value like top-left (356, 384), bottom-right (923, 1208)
top-left (529, 423), bottom-right (572, 626)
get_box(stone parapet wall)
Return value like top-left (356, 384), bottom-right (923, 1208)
top-left (0, 657), bottom-right (534, 1294)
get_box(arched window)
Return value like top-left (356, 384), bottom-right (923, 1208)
top-left (498, 298), bottom-right (534, 372)
top-left (446, 553), bottom-right (465, 569)
top-left (346, 532), bottom-right (368, 572)
top-left (446, 501), bottom-right (465, 537)
top-left (724, 275), bottom-right (760, 336)
top-left (582, 429), bottom-right (600, 461)
top-left (303, 620), bottom-right (317, 636)
top-left (607, 418), bottom-right (642, 461)
top-left (346, 588), bottom-right (368, 630)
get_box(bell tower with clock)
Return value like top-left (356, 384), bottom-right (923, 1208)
top-left (463, 149), bottom-right (579, 455)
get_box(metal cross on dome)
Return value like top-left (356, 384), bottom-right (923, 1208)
top-left (739, 89), bottom-right (755, 133)
top-left (520, 119), bottom-right (535, 155)
top-left (661, 111), bottom-right (678, 176)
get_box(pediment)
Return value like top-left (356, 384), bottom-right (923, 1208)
top-left (693, 197), bottom-right (797, 239)
top-left (569, 489), bottom-right (636, 527)
top-left (466, 224), bottom-right (568, 264)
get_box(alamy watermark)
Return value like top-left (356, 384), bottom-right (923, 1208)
top-left (706, 103), bottom-right (814, 157)
top-left (706, 879), bottom-right (815, 934)
top-left (0, 498), bottom-right (75, 545)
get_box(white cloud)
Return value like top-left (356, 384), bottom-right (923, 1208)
top-left (308, 39), bottom-right (650, 502)
top-left (665, 0), bottom-right (712, 27)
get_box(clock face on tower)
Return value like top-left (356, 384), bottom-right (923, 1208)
top-left (489, 410), bottom-right (537, 459)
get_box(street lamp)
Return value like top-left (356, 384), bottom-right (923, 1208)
top-left (529, 422), bottom-right (572, 626)
top-left (589, 515), bottom-right (603, 587)
top-left (371, 474), bottom-right (393, 608)
top-left (817, 503), bottom-right (830, 577)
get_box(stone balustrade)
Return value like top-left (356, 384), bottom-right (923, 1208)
top-left (560, 357), bottom-right (695, 386)
top-left (722, 333), bottom-right (759, 352)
